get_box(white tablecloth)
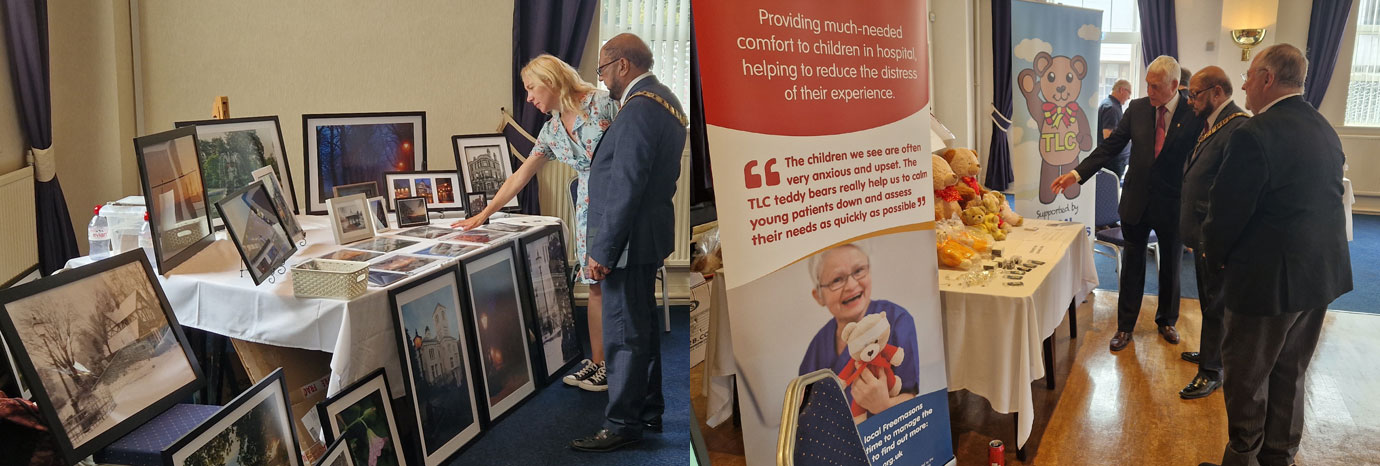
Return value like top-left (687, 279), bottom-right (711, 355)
top-left (66, 214), bottom-right (561, 398)
top-left (938, 220), bottom-right (1098, 447)
top-left (702, 220), bottom-right (1097, 449)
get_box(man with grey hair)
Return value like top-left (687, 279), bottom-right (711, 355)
top-left (1052, 55), bottom-right (1202, 353)
top-left (1198, 43), bottom-right (1351, 466)
top-left (1098, 79), bottom-right (1133, 176)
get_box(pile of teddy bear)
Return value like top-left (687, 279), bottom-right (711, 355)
top-left (932, 148), bottom-right (1024, 270)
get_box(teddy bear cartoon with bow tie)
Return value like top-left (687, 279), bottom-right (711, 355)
top-left (1019, 51), bottom-right (1093, 204)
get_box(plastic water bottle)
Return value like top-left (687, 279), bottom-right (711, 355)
top-left (88, 205), bottom-right (111, 260)
top-left (138, 212), bottom-right (155, 266)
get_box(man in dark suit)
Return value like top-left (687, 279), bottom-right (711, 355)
top-left (571, 33), bottom-right (687, 452)
top-left (1199, 44), bottom-right (1351, 466)
top-left (1097, 79), bottom-right (1132, 177)
top-left (1177, 66), bottom-right (1248, 400)
top-left (1052, 55), bottom-right (1203, 352)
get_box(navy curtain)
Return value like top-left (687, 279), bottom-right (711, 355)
top-left (1304, 0), bottom-right (1354, 108)
top-left (3, 0), bottom-right (78, 276)
top-left (985, 0), bottom-right (1014, 191)
top-left (690, 13), bottom-right (712, 205)
top-left (511, 0), bottom-right (599, 215)
top-left (1137, 0), bottom-right (1179, 66)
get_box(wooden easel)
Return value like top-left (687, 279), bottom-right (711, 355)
top-left (212, 96), bottom-right (229, 119)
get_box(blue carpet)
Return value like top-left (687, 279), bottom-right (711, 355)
top-left (1093, 213), bottom-right (1379, 314)
top-left (449, 305), bottom-right (689, 465)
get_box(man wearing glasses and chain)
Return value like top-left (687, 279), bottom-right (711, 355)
top-left (797, 243), bottom-right (921, 423)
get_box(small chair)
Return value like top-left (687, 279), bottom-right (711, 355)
top-left (778, 370), bottom-right (871, 466)
top-left (569, 176), bottom-right (671, 333)
top-left (1092, 169), bottom-right (1157, 279)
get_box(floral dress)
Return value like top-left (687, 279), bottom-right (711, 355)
top-left (530, 89), bottom-right (619, 284)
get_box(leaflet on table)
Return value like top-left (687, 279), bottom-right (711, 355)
top-left (695, 1), bottom-right (954, 465)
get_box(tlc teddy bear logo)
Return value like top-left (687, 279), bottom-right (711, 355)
top-left (837, 313), bottom-right (904, 424)
top-left (1018, 51), bottom-right (1093, 203)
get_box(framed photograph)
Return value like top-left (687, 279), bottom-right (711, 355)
top-left (367, 196), bottom-right (390, 232)
top-left (315, 436), bottom-right (354, 466)
top-left (304, 112), bottom-right (427, 215)
top-left (135, 126), bottom-right (216, 274)
top-left (370, 255), bottom-right (441, 275)
top-left (480, 222), bottom-right (528, 233)
top-left (447, 230), bottom-right (509, 245)
top-left (389, 266), bottom-right (482, 465)
top-left (0, 250), bottom-right (203, 464)
top-left (2, 330), bottom-right (31, 399)
top-left (415, 242), bottom-right (480, 258)
top-left (332, 181), bottom-right (380, 200)
top-left (327, 194), bottom-right (376, 245)
top-left (175, 116), bottom-right (297, 219)
top-left (516, 226), bottom-right (581, 381)
top-left (215, 181), bottom-right (299, 285)
top-left (384, 171), bottom-right (463, 211)
top-left (348, 237), bottom-right (418, 253)
top-left (163, 368), bottom-right (299, 466)
top-left (395, 225), bottom-right (455, 240)
top-left (317, 368), bottom-right (406, 466)
top-left (451, 134), bottom-right (518, 210)
top-left (368, 270), bottom-right (408, 288)
top-left (464, 192), bottom-right (488, 220)
top-left (395, 196), bottom-right (430, 228)
top-left (316, 249), bottom-right (384, 262)
top-left (252, 166), bottom-right (307, 244)
top-left (460, 244), bottom-right (536, 421)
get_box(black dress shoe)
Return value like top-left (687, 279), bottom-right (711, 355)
top-left (1179, 374), bottom-right (1222, 400)
top-left (1181, 351), bottom-right (1200, 364)
top-left (571, 428), bottom-right (641, 452)
top-left (1109, 331), bottom-right (1132, 352)
top-left (644, 418), bottom-right (662, 433)
top-left (1158, 325), bottom-right (1180, 344)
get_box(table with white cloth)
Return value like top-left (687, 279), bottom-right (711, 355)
top-left (65, 214), bottom-right (564, 398)
top-left (701, 219), bottom-right (1097, 456)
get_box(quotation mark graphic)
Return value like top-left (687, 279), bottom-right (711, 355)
top-left (744, 158), bottom-right (780, 189)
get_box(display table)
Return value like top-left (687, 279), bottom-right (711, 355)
top-left (65, 215), bottom-right (562, 398)
top-left (938, 219), bottom-right (1097, 451)
top-left (702, 219), bottom-right (1096, 453)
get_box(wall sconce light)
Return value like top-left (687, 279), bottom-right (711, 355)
top-left (1231, 28), bottom-right (1267, 61)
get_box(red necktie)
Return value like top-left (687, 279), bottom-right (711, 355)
top-left (1154, 106), bottom-right (1168, 158)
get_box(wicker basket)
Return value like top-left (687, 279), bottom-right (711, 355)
top-left (292, 259), bottom-right (369, 300)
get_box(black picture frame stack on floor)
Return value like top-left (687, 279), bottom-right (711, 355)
top-left (162, 368), bottom-right (300, 466)
top-left (512, 225), bottom-right (581, 384)
top-left (458, 243), bottom-right (537, 423)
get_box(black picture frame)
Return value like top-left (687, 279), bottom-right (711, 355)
top-left (252, 165), bottom-right (307, 244)
top-left (317, 367), bottom-right (407, 466)
top-left (463, 192), bottom-right (488, 220)
top-left (514, 225), bottom-right (581, 383)
top-left (0, 250), bottom-right (204, 465)
top-left (384, 170), bottom-right (463, 212)
top-left (135, 126), bottom-right (216, 274)
top-left (303, 112), bottom-right (427, 215)
top-left (162, 368), bottom-right (301, 466)
top-left (175, 115), bottom-right (298, 216)
top-left (332, 181), bottom-right (380, 200)
top-left (459, 243), bottom-right (536, 423)
top-left (451, 133), bottom-right (519, 211)
top-left (315, 434), bottom-right (355, 466)
top-left (214, 180), bottom-right (299, 285)
top-left (396, 196), bottom-right (430, 228)
top-left (388, 266), bottom-right (483, 466)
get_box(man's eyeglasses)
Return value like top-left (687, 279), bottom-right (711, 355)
top-left (1241, 68), bottom-right (1266, 82)
top-left (596, 58), bottom-right (622, 75)
top-left (1188, 87), bottom-right (1214, 101)
top-left (818, 265), bottom-right (870, 291)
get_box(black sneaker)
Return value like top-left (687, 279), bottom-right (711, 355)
top-left (563, 359), bottom-right (597, 387)
top-left (579, 363), bottom-right (608, 392)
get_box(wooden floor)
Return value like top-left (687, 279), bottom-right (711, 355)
top-left (691, 290), bottom-right (1380, 465)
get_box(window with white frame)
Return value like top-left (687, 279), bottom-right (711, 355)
top-left (1346, 0), bottom-right (1380, 126)
top-left (1048, 0), bottom-right (1143, 99)
top-left (599, 0), bottom-right (691, 124)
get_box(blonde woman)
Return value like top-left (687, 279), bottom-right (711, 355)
top-left (452, 54), bottom-right (618, 391)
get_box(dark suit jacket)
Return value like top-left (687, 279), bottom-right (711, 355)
top-left (586, 76), bottom-right (687, 267)
top-left (1074, 94), bottom-right (1203, 225)
top-left (1180, 101), bottom-right (1248, 248)
top-left (1203, 96), bottom-right (1352, 316)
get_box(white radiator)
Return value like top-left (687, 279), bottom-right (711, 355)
top-left (0, 165), bottom-right (37, 284)
top-left (536, 145), bottom-right (692, 267)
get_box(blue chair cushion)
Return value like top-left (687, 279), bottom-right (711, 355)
top-left (94, 404), bottom-right (219, 466)
top-left (1095, 227), bottom-right (1157, 246)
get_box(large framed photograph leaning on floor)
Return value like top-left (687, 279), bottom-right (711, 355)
top-left (162, 368), bottom-right (300, 466)
top-left (303, 112), bottom-right (427, 215)
top-left (389, 266), bottom-right (483, 465)
top-left (135, 126), bottom-right (216, 274)
top-left (515, 225), bottom-right (581, 383)
top-left (0, 250), bottom-right (203, 465)
top-left (451, 133), bottom-right (518, 211)
top-left (460, 243), bottom-right (536, 422)
top-left (317, 367), bottom-right (407, 466)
